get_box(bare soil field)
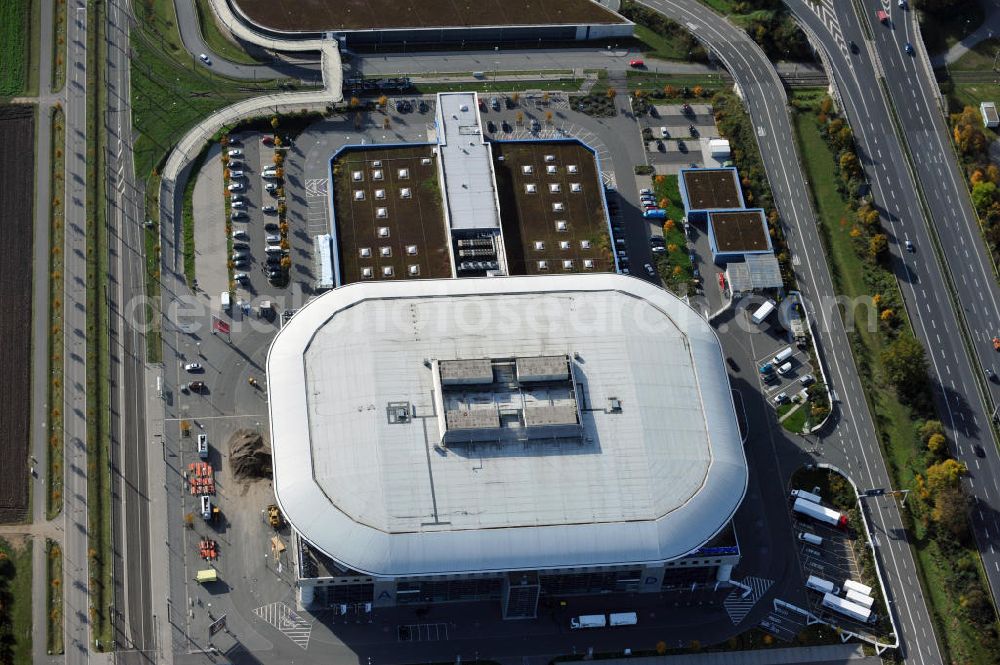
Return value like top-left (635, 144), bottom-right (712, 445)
top-left (234, 0), bottom-right (623, 32)
top-left (0, 105), bottom-right (35, 523)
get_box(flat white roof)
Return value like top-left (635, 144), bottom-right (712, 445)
top-left (436, 92), bottom-right (502, 231)
top-left (267, 274), bottom-right (747, 577)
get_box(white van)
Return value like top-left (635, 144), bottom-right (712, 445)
top-left (799, 532), bottom-right (823, 546)
top-left (772, 346), bottom-right (793, 365)
top-left (220, 291), bottom-right (231, 312)
top-left (777, 361), bottom-right (793, 375)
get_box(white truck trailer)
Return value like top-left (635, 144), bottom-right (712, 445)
top-left (570, 615), bottom-right (607, 629)
top-left (790, 489), bottom-right (822, 503)
top-left (805, 575), bottom-right (839, 595)
top-left (751, 299), bottom-right (776, 324)
top-left (608, 612), bottom-right (638, 626)
top-left (822, 592), bottom-right (873, 623)
top-left (843, 579), bottom-right (873, 596)
top-left (845, 589), bottom-right (875, 609)
top-left (792, 497), bottom-right (848, 528)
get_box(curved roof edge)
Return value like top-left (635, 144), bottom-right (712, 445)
top-left (267, 274), bottom-right (748, 577)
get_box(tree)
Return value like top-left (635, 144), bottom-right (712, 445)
top-left (869, 233), bottom-right (888, 259)
top-left (692, 85), bottom-right (704, 97)
top-left (606, 88), bottom-right (617, 99)
top-left (270, 116), bottom-right (279, 130)
top-left (378, 95), bottom-right (388, 108)
top-left (663, 84), bottom-right (676, 97)
top-left (542, 91), bottom-right (550, 104)
top-left (383, 116), bottom-right (391, 130)
top-left (839, 151), bottom-right (861, 180)
top-left (926, 458), bottom-right (967, 493)
top-left (354, 112), bottom-right (363, 130)
top-left (274, 167), bottom-right (284, 179)
top-left (280, 255), bottom-right (292, 270)
top-left (515, 111), bottom-right (524, 125)
top-left (349, 96), bottom-right (361, 108)
top-left (972, 181), bottom-right (999, 214)
top-left (273, 152), bottom-right (284, 165)
top-left (919, 420), bottom-right (944, 444)
top-left (932, 484), bottom-right (968, 540)
top-left (927, 433), bottom-right (948, 458)
top-left (511, 92), bottom-right (520, 104)
top-left (881, 334), bottom-right (928, 399)
top-left (545, 110), bottom-right (553, 124)
top-left (819, 96), bottom-right (833, 116)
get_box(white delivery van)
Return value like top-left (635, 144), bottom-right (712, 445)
top-left (220, 291), bottom-right (231, 312)
top-left (777, 361), bottom-right (793, 375)
top-left (799, 532), bottom-right (823, 546)
top-left (772, 346), bottom-right (793, 364)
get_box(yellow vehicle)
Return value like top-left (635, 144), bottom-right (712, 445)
top-left (195, 569), bottom-right (218, 584)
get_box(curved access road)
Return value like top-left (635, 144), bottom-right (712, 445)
top-left (638, 0), bottom-right (941, 662)
top-left (785, 0), bottom-right (1000, 636)
top-left (171, 0), bottom-right (321, 79)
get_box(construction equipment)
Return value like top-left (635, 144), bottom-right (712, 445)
top-left (267, 504), bottom-right (283, 528)
top-left (188, 462), bottom-right (215, 495)
top-left (199, 538), bottom-right (218, 561)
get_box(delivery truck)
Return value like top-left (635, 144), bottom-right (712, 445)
top-left (845, 589), bottom-right (875, 608)
top-left (570, 614), bottom-right (607, 629)
top-left (842, 579), bottom-right (873, 596)
top-left (790, 489), bottom-right (822, 504)
top-left (772, 346), bottom-right (793, 364)
top-left (792, 497), bottom-right (848, 527)
top-left (822, 592), bottom-right (873, 623)
top-left (643, 209), bottom-right (667, 219)
top-left (806, 575), bottom-right (839, 595)
top-left (751, 299), bottom-right (776, 325)
top-left (608, 612), bottom-right (638, 627)
top-left (195, 569), bottom-right (218, 584)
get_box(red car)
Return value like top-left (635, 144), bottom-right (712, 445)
top-left (876, 9), bottom-right (889, 24)
top-left (629, 59), bottom-right (645, 68)
top-left (261, 135), bottom-right (274, 146)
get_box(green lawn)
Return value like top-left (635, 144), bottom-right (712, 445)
top-left (51, 0), bottom-right (65, 92)
top-left (193, 0), bottom-right (262, 66)
top-left (411, 79), bottom-right (584, 94)
top-left (951, 37), bottom-right (1000, 72)
top-left (920, 2), bottom-right (986, 55)
top-left (633, 24), bottom-right (689, 61)
top-left (48, 104), bottom-right (65, 520)
top-left (650, 174), bottom-right (693, 291)
top-left (46, 540), bottom-right (63, 655)
top-left (790, 90), bottom-right (997, 665)
top-left (0, 537), bottom-right (33, 665)
top-left (948, 81), bottom-right (1000, 117)
top-left (0, 0), bottom-right (30, 96)
top-left (778, 402), bottom-right (808, 433)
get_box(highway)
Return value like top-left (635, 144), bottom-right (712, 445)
top-left (784, 0), bottom-right (1000, 628)
top-left (106, 0), bottom-right (157, 662)
top-left (62, 0), bottom-right (93, 662)
top-left (638, 0), bottom-right (942, 661)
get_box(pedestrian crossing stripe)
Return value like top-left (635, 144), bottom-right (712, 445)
top-left (723, 576), bottom-right (774, 625)
top-left (254, 601), bottom-right (313, 649)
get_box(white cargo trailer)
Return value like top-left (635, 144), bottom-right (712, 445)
top-left (608, 612), bottom-right (638, 626)
top-left (843, 579), bottom-right (873, 596)
top-left (790, 489), bottom-right (822, 503)
top-left (845, 589), bottom-right (875, 609)
top-left (792, 497), bottom-right (848, 527)
top-left (751, 300), bottom-right (776, 324)
top-left (822, 592), bottom-right (873, 623)
top-left (806, 575), bottom-right (838, 595)
top-left (570, 615), bottom-right (606, 629)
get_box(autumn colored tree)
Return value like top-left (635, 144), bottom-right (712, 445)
top-left (349, 96), bottom-right (361, 108)
top-left (839, 151), bottom-right (861, 180)
top-left (378, 95), bottom-right (388, 108)
top-left (606, 88), bottom-right (617, 99)
top-left (692, 85), bottom-right (704, 97)
top-left (663, 85), bottom-right (676, 97)
top-left (270, 116), bottom-right (279, 130)
top-left (869, 233), bottom-right (887, 259)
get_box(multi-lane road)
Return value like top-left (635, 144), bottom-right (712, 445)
top-left (786, 0), bottom-right (1000, 626)
top-left (639, 0), bottom-right (943, 661)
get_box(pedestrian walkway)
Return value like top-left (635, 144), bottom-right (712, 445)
top-left (722, 576), bottom-right (773, 625)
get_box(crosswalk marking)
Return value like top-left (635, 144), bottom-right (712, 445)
top-left (723, 576), bottom-right (774, 625)
top-left (254, 601), bottom-right (313, 649)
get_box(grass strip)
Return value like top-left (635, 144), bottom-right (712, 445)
top-left (46, 539), bottom-right (63, 655)
top-left (26, 0), bottom-right (40, 96)
top-left (0, 537), bottom-right (33, 664)
top-left (410, 79), bottom-right (584, 94)
top-left (47, 103), bottom-right (65, 520)
top-left (193, 0), bottom-right (262, 65)
top-left (791, 91), bottom-right (998, 665)
top-left (144, 174), bottom-right (162, 363)
top-left (181, 148), bottom-right (210, 286)
top-left (52, 0), bottom-right (66, 92)
top-left (0, 0), bottom-right (30, 97)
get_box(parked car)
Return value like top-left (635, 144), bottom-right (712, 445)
top-left (261, 135), bottom-right (274, 146)
top-left (227, 159), bottom-right (242, 170)
top-left (501, 121), bottom-right (512, 133)
top-left (261, 205), bottom-right (277, 214)
top-left (487, 121), bottom-right (496, 133)
top-left (659, 126), bottom-right (669, 138)
top-left (184, 362), bottom-right (202, 372)
top-left (233, 242), bottom-right (250, 251)
top-left (799, 374), bottom-right (815, 386)
top-left (186, 381), bottom-right (205, 393)
top-left (232, 230), bottom-right (249, 240)
top-left (227, 148), bottom-right (243, 158)
top-left (233, 257), bottom-right (250, 268)
top-left (229, 169), bottom-right (245, 178)
top-left (491, 97), bottom-right (501, 111)
top-left (227, 182), bottom-right (244, 192)
top-left (234, 272), bottom-right (249, 283)
top-left (231, 251), bottom-right (249, 261)
top-left (264, 222), bottom-right (280, 232)
top-left (629, 59), bottom-right (645, 68)
top-left (231, 210), bottom-right (246, 220)
top-left (265, 234), bottom-right (281, 244)
top-left (230, 194), bottom-right (243, 204)
top-left (644, 263), bottom-right (656, 277)
top-left (265, 182), bottom-right (279, 193)
top-left (231, 200), bottom-right (246, 209)
top-left (773, 392), bottom-right (788, 404)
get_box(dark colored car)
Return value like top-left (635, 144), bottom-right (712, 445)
top-left (501, 121), bottom-right (512, 133)
top-left (486, 121), bottom-right (496, 133)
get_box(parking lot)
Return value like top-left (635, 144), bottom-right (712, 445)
top-left (640, 103), bottom-right (720, 173)
top-left (749, 311), bottom-right (815, 410)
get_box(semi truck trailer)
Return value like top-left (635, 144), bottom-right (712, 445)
top-left (845, 589), bottom-right (875, 608)
top-left (842, 579), bottom-right (873, 596)
top-left (805, 575), bottom-right (838, 595)
top-left (822, 592), bottom-right (873, 623)
top-left (792, 497), bottom-right (848, 527)
top-left (570, 615), bottom-right (607, 629)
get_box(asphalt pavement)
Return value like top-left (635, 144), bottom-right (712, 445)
top-left (637, 1), bottom-right (942, 662)
top-left (785, 0), bottom-right (1000, 633)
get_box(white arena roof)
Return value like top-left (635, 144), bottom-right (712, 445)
top-left (267, 274), bottom-right (747, 577)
